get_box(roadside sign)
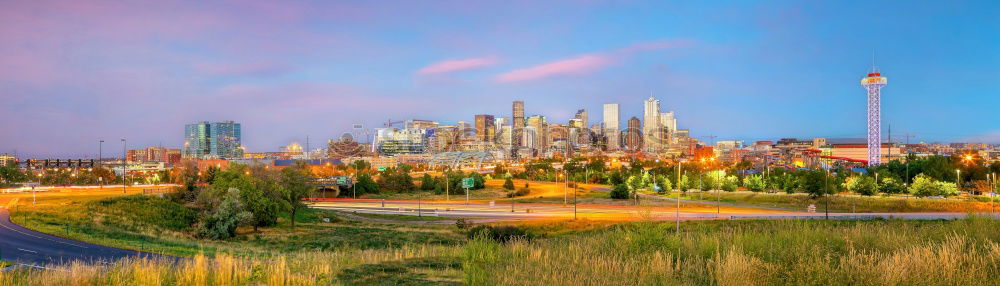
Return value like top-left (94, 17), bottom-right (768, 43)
top-left (336, 177), bottom-right (346, 185)
top-left (377, 167), bottom-right (387, 171)
top-left (462, 177), bottom-right (474, 188)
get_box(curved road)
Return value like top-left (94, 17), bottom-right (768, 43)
top-left (0, 207), bottom-right (154, 268)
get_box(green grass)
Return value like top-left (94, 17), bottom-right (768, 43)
top-left (653, 191), bottom-right (1000, 213)
top-left (10, 194), bottom-right (466, 258)
top-left (336, 256), bottom-right (463, 285)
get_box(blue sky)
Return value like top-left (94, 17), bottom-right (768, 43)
top-left (1, 0), bottom-right (998, 157)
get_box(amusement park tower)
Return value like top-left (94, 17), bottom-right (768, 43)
top-left (861, 67), bottom-right (887, 166)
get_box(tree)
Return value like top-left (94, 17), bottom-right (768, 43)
top-left (0, 163), bottom-right (27, 188)
top-left (208, 165), bottom-right (281, 232)
top-left (654, 175), bottom-right (672, 194)
top-left (280, 161), bottom-right (315, 229)
top-left (743, 175), bottom-right (766, 193)
top-left (503, 177), bottom-right (515, 190)
top-left (676, 174), bottom-right (691, 193)
top-left (879, 177), bottom-right (906, 194)
top-left (355, 174), bottom-right (379, 194)
top-left (844, 176), bottom-right (877, 196)
top-left (609, 184), bottom-right (630, 199)
top-left (799, 170), bottom-right (830, 199)
top-left (699, 175), bottom-right (716, 192)
top-left (196, 188), bottom-right (252, 239)
top-left (420, 173), bottom-right (436, 190)
top-left (909, 174), bottom-right (959, 198)
top-left (721, 175), bottom-right (738, 192)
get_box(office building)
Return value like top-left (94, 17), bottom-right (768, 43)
top-left (643, 97), bottom-right (661, 152)
top-left (405, 119), bottom-right (438, 130)
top-left (457, 121), bottom-right (472, 139)
top-left (183, 120), bottom-right (243, 159)
top-left (512, 101), bottom-right (525, 147)
top-left (603, 103), bottom-right (620, 150)
top-left (526, 115), bottom-right (547, 149)
top-left (374, 128), bottom-right (427, 156)
top-left (474, 114), bottom-right (496, 142)
top-left (626, 117), bottom-right (642, 151)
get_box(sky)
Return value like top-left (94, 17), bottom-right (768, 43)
top-left (2, 0), bottom-right (998, 158)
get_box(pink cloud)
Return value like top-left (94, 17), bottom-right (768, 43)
top-left (495, 55), bottom-right (613, 83)
top-left (194, 61), bottom-right (291, 77)
top-left (495, 39), bottom-right (689, 83)
top-left (416, 56), bottom-right (499, 75)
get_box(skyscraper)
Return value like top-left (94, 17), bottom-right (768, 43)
top-left (602, 103), bottom-right (620, 150)
top-left (643, 97), bottom-right (662, 153)
top-left (626, 116), bottom-right (642, 151)
top-left (526, 115), bottom-right (546, 149)
top-left (183, 120), bottom-right (243, 159)
top-left (457, 121), bottom-right (471, 139)
top-left (512, 101), bottom-right (525, 147)
top-left (474, 114), bottom-right (495, 142)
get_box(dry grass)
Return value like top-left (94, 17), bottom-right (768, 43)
top-left (464, 218), bottom-right (1000, 285)
top-left (0, 245), bottom-right (462, 285)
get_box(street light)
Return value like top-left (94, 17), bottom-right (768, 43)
top-left (675, 160), bottom-right (685, 235)
top-left (956, 169), bottom-right (961, 194)
top-left (121, 139), bottom-right (127, 194)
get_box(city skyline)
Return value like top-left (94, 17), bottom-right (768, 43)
top-left (2, 1), bottom-right (999, 157)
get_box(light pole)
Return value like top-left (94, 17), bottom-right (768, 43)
top-left (675, 160), bottom-right (684, 235)
top-left (561, 172), bottom-right (567, 206)
top-left (956, 169), bottom-right (961, 195)
top-left (121, 138), bottom-right (127, 194)
top-left (34, 172), bottom-right (41, 205)
top-left (99, 140), bottom-right (104, 189)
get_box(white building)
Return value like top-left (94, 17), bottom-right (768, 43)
top-left (603, 103), bottom-right (620, 150)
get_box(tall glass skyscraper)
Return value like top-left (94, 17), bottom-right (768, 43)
top-left (183, 120), bottom-right (243, 159)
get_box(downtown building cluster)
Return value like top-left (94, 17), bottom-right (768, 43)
top-left (367, 96), bottom-right (696, 162)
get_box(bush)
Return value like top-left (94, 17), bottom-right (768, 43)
top-left (743, 175), bottom-right (766, 193)
top-left (503, 177), bottom-right (515, 190)
top-left (909, 174), bottom-right (959, 197)
top-left (507, 188), bottom-right (530, 198)
top-left (455, 218), bottom-right (471, 229)
top-left (609, 184), bottom-right (630, 199)
top-left (721, 175), bottom-right (738, 192)
top-left (844, 176), bottom-right (877, 196)
top-left (420, 174), bottom-right (435, 190)
top-left (467, 225), bottom-right (532, 243)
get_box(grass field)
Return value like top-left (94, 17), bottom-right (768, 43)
top-left (465, 218), bottom-right (1000, 285)
top-left (6, 189), bottom-right (1000, 285)
top-left (8, 194), bottom-right (466, 258)
top-left (648, 190), bottom-right (1000, 213)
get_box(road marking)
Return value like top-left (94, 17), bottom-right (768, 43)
top-left (18, 248), bottom-right (37, 253)
top-left (0, 212), bottom-right (89, 249)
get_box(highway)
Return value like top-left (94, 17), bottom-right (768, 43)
top-left (0, 207), bottom-right (157, 268)
top-left (310, 198), bottom-right (993, 222)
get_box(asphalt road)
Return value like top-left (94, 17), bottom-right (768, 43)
top-left (311, 199), bottom-right (994, 222)
top-left (0, 207), bottom-right (155, 268)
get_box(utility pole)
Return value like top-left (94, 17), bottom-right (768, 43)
top-left (121, 138), bottom-right (127, 194)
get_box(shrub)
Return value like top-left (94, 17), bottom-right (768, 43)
top-left (609, 184), bottom-right (630, 200)
top-left (721, 175), bottom-right (738, 192)
top-left (506, 188), bottom-right (530, 198)
top-left (743, 175), bottom-right (766, 193)
top-left (503, 178), bottom-right (515, 190)
top-left (909, 174), bottom-right (959, 197)
top-left (455, 218), bottom-right (471, 229)
top-left (844, 176), bottom-right (877, 196)
top-left (467, 225), bottom-right (532, 243)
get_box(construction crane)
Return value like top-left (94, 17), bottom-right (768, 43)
top-left (384, 119), bottom-right (405, 128)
